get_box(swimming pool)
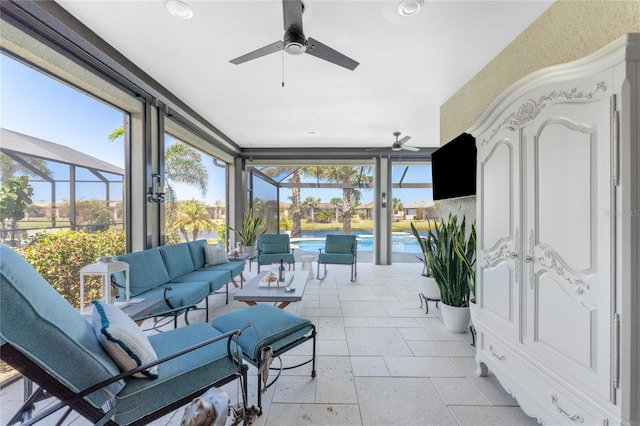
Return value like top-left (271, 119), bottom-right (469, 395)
top-left (291, 232), bottom-right (425, 254)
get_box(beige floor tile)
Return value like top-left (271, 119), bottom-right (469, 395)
top-left (271, 376), bottom-right (316, 404)
top-left (350, 356), bottom-right (390, 377)
top-left (317, 316), bottom-right (347, 340)
top-left (384, 356), bottom-right (465, 378)
top-left (398, 327), bottom-right (433, 341)
top-left (431, 377), bottom-right (491, 405)
top-left (340, 301), bottom-right (388, 317)
top-left (356, 377), bottom-right (457, 426)
top-left (450, 406), bottom-right (539, 425)
top-left (264, 403), bottom-right (362, 426)
top-left (345, 327), bottom-right (414, 356)
top-left (408, 340), bottom-right (477, 357)
top-left (315, 356), bottom-right (358, 404)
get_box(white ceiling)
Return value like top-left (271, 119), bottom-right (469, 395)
top-left (56, 0), bottom-right (553, 151)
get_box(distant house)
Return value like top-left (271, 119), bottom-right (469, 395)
top-left (355, 202), bottom-right (374, 219)
top-left (403, 200), bottom-right (435, 220)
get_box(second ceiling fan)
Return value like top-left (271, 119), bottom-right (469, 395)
top-left (229, 0), bottom-right (359, 71)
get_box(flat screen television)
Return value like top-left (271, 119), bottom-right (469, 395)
top-left (431, 132), bottom-right (477, 200)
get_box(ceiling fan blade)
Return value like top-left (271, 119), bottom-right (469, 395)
top-left (305, 37), bottom-right (359, 70)
top-left (283, 0), bottom-right (304, 32)
top-left (230, 41), bottom-right (284, 65)
top-left (401, 145), bottom-right (420, 152)
top-left (396, 136), bottom-right (411, 146)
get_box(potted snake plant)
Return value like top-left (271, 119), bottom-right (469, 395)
top-left (410, 221), bottom-right (441, 311)
top-left (424, 213), bottom-right (476, 333)
top-left (226, 209), bottom-right (266, 256)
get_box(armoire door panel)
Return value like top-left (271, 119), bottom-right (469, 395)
top-left (535, 118), bottom-right (596, 272)
top-left (525, 94), bottom-right (612, 400)
top-left (535, 271), bottom-right (595, 369)
top-left (477, 133), bottom-right (521, 341)
top-left (482, 263), bottom-right (513, 322)
top-left (480, 140), bottom-right (514, 251)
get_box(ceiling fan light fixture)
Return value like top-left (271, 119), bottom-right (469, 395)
top-left (166, 0), bottom-right (193, 20)
top-left (284, 31), bottom-right (307, 55)
top-left (398, 0), bottom-right (424, 16)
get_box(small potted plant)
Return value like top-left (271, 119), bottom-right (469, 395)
top-left (424, 213), bottom-right (476, 333)
top-left (226, 209), bottom-right (266, 256)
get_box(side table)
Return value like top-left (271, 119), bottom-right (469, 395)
top-left (299, 254), bottom-right (315, 280)
top-left (228, 253), bottom-right (256, 272)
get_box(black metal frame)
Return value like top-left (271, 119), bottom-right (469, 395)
top-left (317, 248), bottom-right (358, 282)
top-left (242, 324), bottom-right (317, 415)
top-left (1, 330), bottom-right (248, 426)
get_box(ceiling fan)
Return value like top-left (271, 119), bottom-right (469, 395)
top-left (229, 0), bottom-right (359, 71)
top-left (368, 132), bottom-right (420, 152)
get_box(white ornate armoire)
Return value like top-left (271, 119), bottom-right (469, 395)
top-left (468, 34), bottom-right (639, 425)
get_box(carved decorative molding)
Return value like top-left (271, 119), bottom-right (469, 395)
top-left (483, 243), bottom-right (509, 265)
top-left (514, 228), bottom-right (519, 286)
top-left (537, 250), bottom-right (588, 294)
top-left (528, 230), bottom-right (535, 289)
top-left (481, 82), bottom-right (606, 146)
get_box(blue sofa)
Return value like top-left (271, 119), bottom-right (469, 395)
top-left (114, 240), bottom-right (244, 321)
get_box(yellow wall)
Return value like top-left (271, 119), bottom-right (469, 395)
top-left (440, 0), bottom-right (640, 144)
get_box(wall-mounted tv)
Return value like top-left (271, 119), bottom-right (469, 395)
top-left (431, 132), bottom-right (477, 201)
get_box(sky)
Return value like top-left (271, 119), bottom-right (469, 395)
top-left (1, 53), bottom-right (432, 206)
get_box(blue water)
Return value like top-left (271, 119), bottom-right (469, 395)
top-left (292, 230), bottom-right (427, 254)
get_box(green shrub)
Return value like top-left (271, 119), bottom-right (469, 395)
top-left (17, 229), bottom-right (125, 309)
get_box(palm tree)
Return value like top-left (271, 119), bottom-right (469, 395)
top-left (263, 166), bottom-right (319, 238)
top-left (302, 196), bottom-right (320, 222)
top-left (322, 166), bottom-right (373, 234)
top-left (172, 200), bottom-right (215, 241)
top-left (109, 128), bottom-right (208, 242)
top-left (392, 197), bottom-right (404, 218)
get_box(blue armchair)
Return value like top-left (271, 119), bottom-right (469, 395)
top-left (317, 235), bottom-right (358, 282)
top-left (256, 234), bottom-right (295, 273)
top-left (0, 245), bottom-right (248, 426)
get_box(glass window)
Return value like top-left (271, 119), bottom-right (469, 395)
top-left (164, 134), bottom-right (227, 245)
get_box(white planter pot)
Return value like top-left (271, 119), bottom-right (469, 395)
top-left (422, 276), bottom-right (441, 300)
top-left (242, 245), bottom-right (256, 256)
top-left (469, 300), bottom-right (478, 327)
top-left (441, 303), bottom-right (471, 333)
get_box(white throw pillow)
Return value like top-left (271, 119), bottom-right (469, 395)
top-left (205, 242), bottom-right (230, 266)
top-left (92, 300), bottom-right (159, 379)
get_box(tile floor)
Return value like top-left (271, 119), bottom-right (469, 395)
top-left (0, 261), bottom-right (538, 426)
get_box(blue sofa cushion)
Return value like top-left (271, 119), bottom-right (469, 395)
top-left (211, 305), bottom-right (313, 360)
top-left (186, 240), bottom-right (207, 269)
top-left (325, 237), bottom-right (355, 254)
top-left (201, 262), bottom-right (244, 280)
top-left (261, 242), bottom-right (287, 254)
top-left (171, 270), bottom-right (230, 293)
top-left (113, 323), bottom-right (242, 425)
top-left (115, 249), bottom-right (170, 297)
top-left (257, 253), bottom-right (295, 266)
top-left (318, 253), bottom-right (354, 264)
top-left (137, 282), bottom-right (210, 314)
top-left (159, 244), bottom-right (196, 280)
top-left (0, 246), bottom-right (124, 407)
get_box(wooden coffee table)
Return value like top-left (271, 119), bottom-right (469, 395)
top-left (234, 271), bottom-right (308, 309)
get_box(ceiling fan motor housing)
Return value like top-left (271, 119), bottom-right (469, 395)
top-left (284, 29), bottom-right (306, 55)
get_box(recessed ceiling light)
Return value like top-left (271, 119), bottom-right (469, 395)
top-left (398, 0), bottom-right (424, 17)
top-left (166, 0), bottom-right (193, 20)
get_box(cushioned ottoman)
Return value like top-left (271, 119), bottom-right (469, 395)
top-left (210, 304), bottom-right (316, 413)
